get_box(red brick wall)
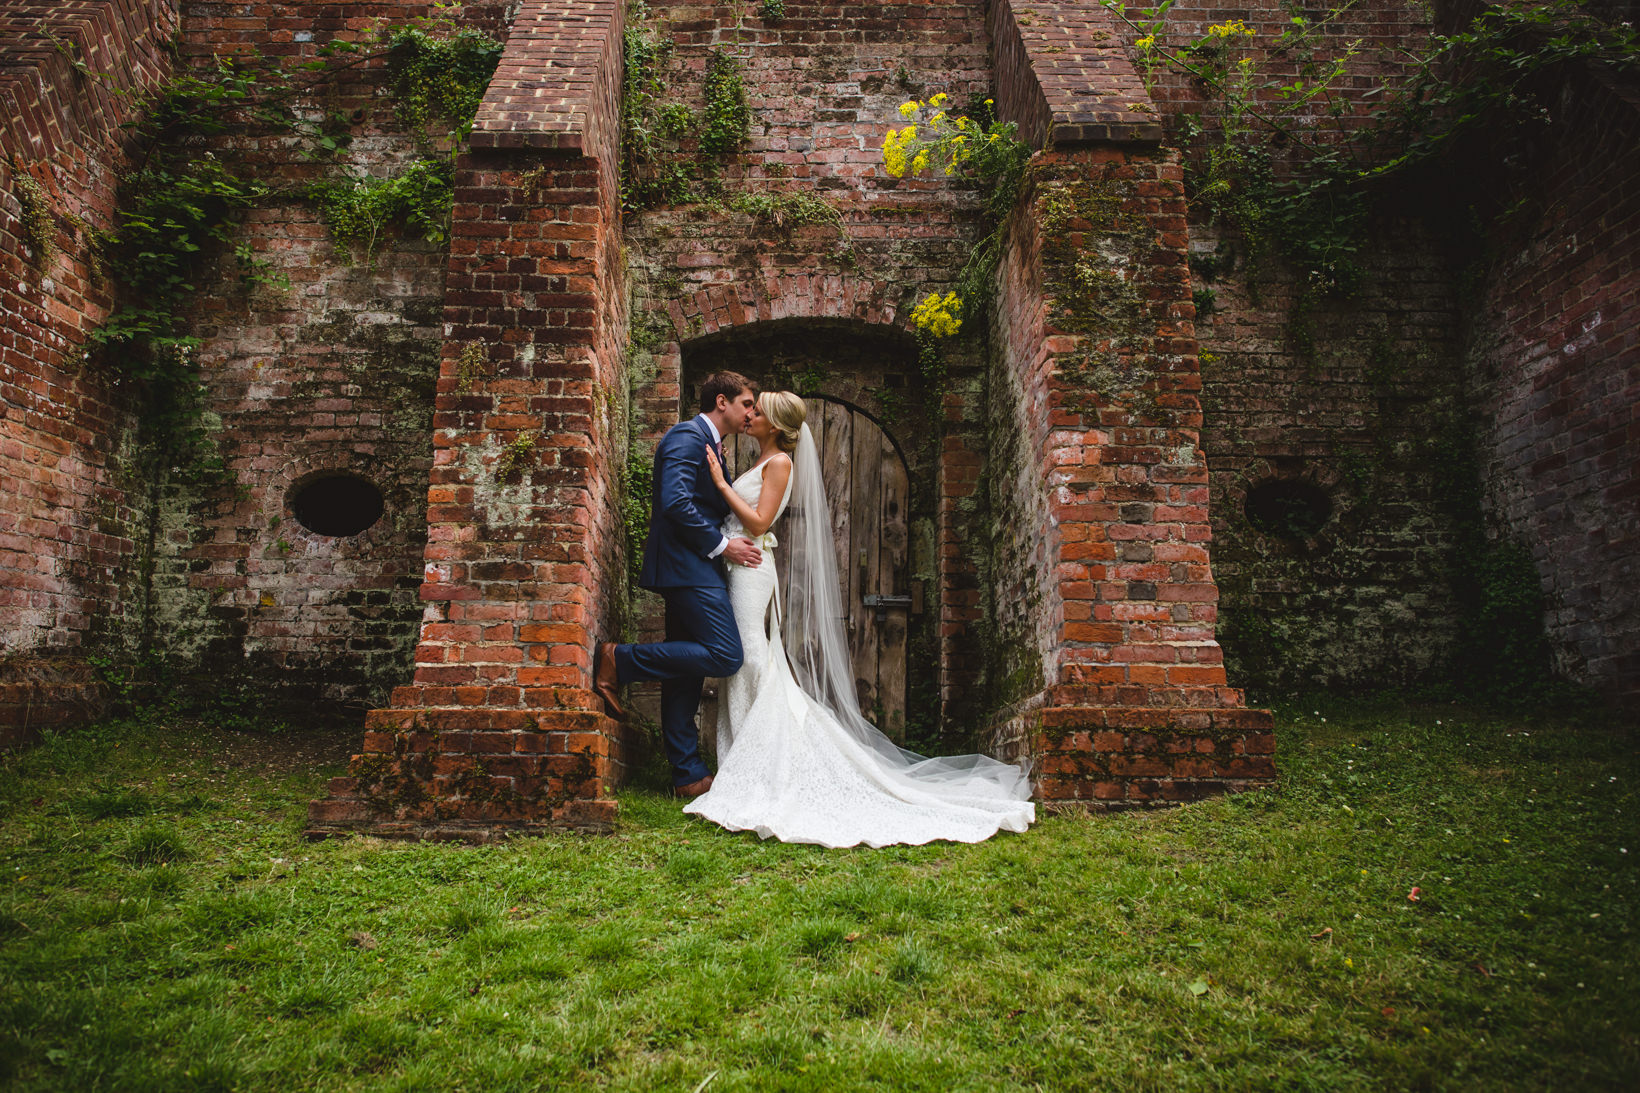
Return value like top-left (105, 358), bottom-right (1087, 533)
top-left (122, 3), bottom-right (511, 719)
top-left (0, 1), bottom-right (179, 730)
top-left (1466, 71), bottom-right (1640, 709)
top-left (1136, 1), bottom-right (1458, 697)
top-left (980, 3), bottom-right (1273, 807)
top-left (312, 0), bottom-right (634, 837)
top-left (1143, 0), bottom-right (1438, 136)
top-left (1194, 220), bottom-right (1471, 692)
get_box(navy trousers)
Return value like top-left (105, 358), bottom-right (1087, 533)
top-left (614, 583), bottom-right (743, 786)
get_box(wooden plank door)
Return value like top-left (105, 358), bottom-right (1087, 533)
top-left (724, 399), bottom-right (910, 737)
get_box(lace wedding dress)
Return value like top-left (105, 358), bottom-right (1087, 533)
top-left (684, 432), bottom-right (1036, 848)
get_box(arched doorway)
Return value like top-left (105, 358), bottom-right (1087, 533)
top-left (724, 398), bottom-right (911, 735)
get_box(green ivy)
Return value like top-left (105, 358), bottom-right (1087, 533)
top-left (12, 170), bottom-right (54, 266)
top-left (81, 25), bottom-right (499, 471)
top-left (311, 157), bottom-right (455, 261)
top-left (700, 48), bottom-right (751, 154)
top-left (383, 27), bottom-right (505, 139)
top-left (620, 449), bottom-right (654, 573)
top-left (620, 2), bottom-right (695, 211)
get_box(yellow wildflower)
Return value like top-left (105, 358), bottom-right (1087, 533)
top-left (1208, 19), bottom-right (1254, 38)
top-left (1135, 35), bottom-right (1155, 49)
top-left (911, 150), bottom-right (929, 175)
top-left (911, 291), bottom-right (963, 338)
top-left (930, 91), bottom-right (948, 105)
top-left (899, 100), bottom-right (919, 119)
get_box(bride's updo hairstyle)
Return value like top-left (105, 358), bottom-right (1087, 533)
top-left (759, 391), bottom-right (806, 454)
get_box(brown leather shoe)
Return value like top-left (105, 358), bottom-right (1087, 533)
top-left (594, 642), bottom-right (624, 718)
top-left (674, 774), bottom-right (713, 799)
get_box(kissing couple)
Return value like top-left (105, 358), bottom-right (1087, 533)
top-left (597, 372), bottom-right (1034, 848)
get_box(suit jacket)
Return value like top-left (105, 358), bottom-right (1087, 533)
top-left (639, 415), bottom-right (731, 590)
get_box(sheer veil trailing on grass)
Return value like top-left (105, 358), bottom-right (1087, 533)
top-left (781, 423), bottom-right (1033, 799)
top-left (687, 421), bottom-right (1033, 846)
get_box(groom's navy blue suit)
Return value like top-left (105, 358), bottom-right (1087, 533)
top-left (613, 415), bottom-right (744, 786)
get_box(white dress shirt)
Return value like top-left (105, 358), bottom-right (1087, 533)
top-left (698, 414), bottom-right (729, 559)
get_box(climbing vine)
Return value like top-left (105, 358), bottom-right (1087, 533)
top-left (381, 27), bottom-right (504, 139)
top-left (619, 2), bottom-right (767, 212)
top-left (11, 169), bottom-right (54, 266)
top-left (700, 48), bottom-right (752, 154)
top-left (1093, 1), bottom-right (1637, 699)
top-left (84, 19), bottom-right (500, 470)
top-left (620, 2), bottom-right (695, 211)
top-left (880, 92), bottom-right (1030, 383)
top-left (312, 157), bottom-right (455, 261)
top-left (1099, 0), bottom-right (1640, 305)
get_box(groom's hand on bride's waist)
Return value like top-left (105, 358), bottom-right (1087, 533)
top-left (723, 537), bottom-right (762, 567)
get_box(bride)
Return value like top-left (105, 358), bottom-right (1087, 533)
top-left (686, 391), bottom-right (1035, 847)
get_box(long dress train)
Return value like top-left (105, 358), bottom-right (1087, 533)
top-left (684, 458), bottom-right (1036, 847)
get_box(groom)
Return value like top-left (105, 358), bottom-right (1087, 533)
top-left (596, 372), bottom-right (763, 797)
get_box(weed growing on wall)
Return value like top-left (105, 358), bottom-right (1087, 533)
top-left (728, 190), bottom-right (845, 235)
top-left (1101, 0), bottom-right (1640, 305)
top-left (700, 48), bottom-right (752, 154)
top-left (84, 19), bottom-right (500, 474)
top-left (493, 435), bottom-right (538, 483)
top-left (620, 2), bottom-right (696, 211)
top-left (880, 92), bottom-right (1029, 384)
top-left (312, 158), bottom-right (455, 261)
top-left (382, 27), bottom-right (504, 139)
top-left (11, 170), bottom-right (54, 267)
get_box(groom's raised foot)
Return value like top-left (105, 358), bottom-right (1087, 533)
top-left (594, 643), bottom-right (624, 718)
top-left (674, 774), bottom-right (713, 799)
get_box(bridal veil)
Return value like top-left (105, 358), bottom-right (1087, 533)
top-left (780, 423), bottom-right (1034, 799)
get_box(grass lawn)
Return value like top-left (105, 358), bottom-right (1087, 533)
top-left (0, 697), bottom-right (1635, 1091)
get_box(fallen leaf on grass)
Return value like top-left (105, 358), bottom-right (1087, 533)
top-left (1407, 888), bottom-right (1421, 902)
top-left (844, 932), bottom-right (861, 942)
top-left (1187, 979), bottom-right (1209, 996)
top-left (1310, 927), bottom-right (1333, 940)
top-left (1007, 1008), bottom-right (1026, 1020)
top-left (1473, 963), bottom-right (1491, 978)
top-left (1381, 1006), bottom-right (1396, 1017)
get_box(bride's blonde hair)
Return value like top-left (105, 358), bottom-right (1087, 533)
top-left (759, 391), bottom-right (806, 454)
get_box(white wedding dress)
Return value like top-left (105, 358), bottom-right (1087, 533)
top-left (684, 444), bottom-right (1036, 848)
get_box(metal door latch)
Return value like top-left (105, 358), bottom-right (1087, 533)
top-left (862, 593), bottom-right (912, 621)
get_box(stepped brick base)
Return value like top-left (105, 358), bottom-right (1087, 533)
top-left (0, 659), bottom-right (108, 750)
top-left (305, 699), bottom-right (631, 841)
top-left (987, 694), bottom-right (1276, 811)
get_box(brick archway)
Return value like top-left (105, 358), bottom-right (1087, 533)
top-left (657, 274), bottom-right (907, 341)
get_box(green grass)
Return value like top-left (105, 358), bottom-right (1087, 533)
top-left (1, 698), bottom-right (1635, 1091)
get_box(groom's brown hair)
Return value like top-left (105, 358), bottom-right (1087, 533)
top-left (699, 371), bottom-right (756, 413)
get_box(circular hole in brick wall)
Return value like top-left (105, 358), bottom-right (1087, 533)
top-left (1244, 478), bottom-right (1332, 539)
top-left (290, 474), bottom-right (384, 537)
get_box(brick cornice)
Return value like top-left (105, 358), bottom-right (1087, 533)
top-left (989, 0), bottom-right (1162, 148)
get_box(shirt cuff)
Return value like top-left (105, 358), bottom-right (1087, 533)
top-left (708, 536), bottom-right (729, 559)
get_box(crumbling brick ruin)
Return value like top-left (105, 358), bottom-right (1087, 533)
top-left (2, 2), bottom-right (1634, 835)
